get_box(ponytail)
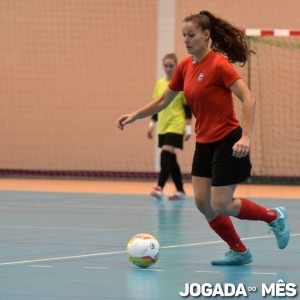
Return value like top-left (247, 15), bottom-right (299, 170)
top-left (184, 11), bottom-right (255, 66)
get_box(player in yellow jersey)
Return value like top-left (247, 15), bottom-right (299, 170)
top-left (147, 53), bottom-right (192, 200)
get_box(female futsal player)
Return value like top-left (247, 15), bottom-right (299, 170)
top-left (117, 10), bottom-right (289, 265)
top-left (147, 53), bottom-right (192, 201)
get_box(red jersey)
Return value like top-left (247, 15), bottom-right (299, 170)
top-left (169, 52), bottom-right (240, 143)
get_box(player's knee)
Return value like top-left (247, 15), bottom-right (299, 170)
top-left (194, 196), bottom-right (209, 214)
top-left (211, 199), bottom-right (229, 215)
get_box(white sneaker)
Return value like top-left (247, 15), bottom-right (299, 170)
top-left (150, 186), bottom-right (163, 200)
top-left (169, 191), bottom-right (185, 200)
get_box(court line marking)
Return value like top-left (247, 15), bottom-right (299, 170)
top-left (253, 272), bottom-right (277, 275)
top-left (0, 225), bottom-right (136, 232)
top-left (161, 233), bottom-right (300, 249)
top-left (83, 266), bottom-right (108, 270)
top-left (138, 269), bottom-right (164, 272)
top-left (195, 271), bottom-right (221, 273)
top-left (0, 251), bottom-right (125, 266)
top-left (28, 265), bottom-right (53, 268)
top-left (1, 233), bottom-right (299, 267)
top-left (194, 271), bottom-right (277, 275)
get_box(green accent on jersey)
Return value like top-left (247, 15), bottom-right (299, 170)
top-left (152, 77), bottom-right (186, 135)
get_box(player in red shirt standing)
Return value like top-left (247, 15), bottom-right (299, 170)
top-left (117, 11), bottom-right (289, 265)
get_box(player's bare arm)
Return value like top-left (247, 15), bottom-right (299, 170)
top-left (230, 79), bottom-right (256, 158)
top-left (117, 88), bottom-right (179, 130)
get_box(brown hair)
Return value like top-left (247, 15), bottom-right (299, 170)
top-left (184, 11), bottom-right (255, 66)
top-left (162, 53), bottom-right (178, 65)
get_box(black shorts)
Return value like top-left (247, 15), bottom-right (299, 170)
top-left (192, 126), bottom-right (252, 186)
top-left (158, 133), bottom-right (183, 149)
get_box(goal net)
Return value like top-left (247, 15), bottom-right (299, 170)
top-left (235, 32), bottom-right (300, 183)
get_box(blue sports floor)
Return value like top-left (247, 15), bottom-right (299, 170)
top-left (0, 188), bottom-right (299, 300)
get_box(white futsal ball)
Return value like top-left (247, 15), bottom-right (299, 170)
top-left (126, 233), bottom-right (160, 268)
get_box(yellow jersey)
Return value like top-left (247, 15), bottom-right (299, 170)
top-left (152, 77), bottom-right (186, 135)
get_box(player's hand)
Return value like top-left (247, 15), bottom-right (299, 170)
top-left (184, 133), bottom-right (191, 141)
top-left (117, 113), bottom-right (136, 130)
top-left (184, 124), bottom-right (191, 141)
top-left (147, 127), bottom-right (154, 139)
top-left (232, 136), bottom-right (250, 158)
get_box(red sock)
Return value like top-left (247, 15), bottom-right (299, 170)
top-left (237, 198), bottom-right (277, 223)
top-left (209, 215), bottom-right (247, 252)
